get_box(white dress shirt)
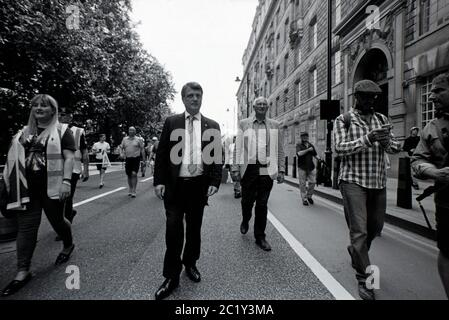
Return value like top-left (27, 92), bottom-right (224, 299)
top-left (179, 112), bottom-right (204, 177)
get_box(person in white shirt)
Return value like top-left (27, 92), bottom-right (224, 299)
top-left (119, 127), bottom-right (145, 197)
top-left (92, 134), bottom-right (110, 188)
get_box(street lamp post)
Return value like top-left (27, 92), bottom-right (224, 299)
top-left (325, 0), bottom-right (333, 188)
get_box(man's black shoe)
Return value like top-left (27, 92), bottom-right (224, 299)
top-left (240, 221), bottom-right (249, 234)
top-left (155, 278), bottom-right (179, 300)
top-left (234, 192), bottom-right (242, 199)
top-left (358, 282), bottom-right (375, 300)
top-left (307, 198), bottom-right (314, 205)
top-left (303, 200), bottom-right (309, 206)
top-left (55, 244), bottom-right (75, 266)
top-left (1, 273), bottom-right (32, 297)
top-left (255, 238), bottom-right (271, 251)
top-left (185, 265), bottom-right (201, 283)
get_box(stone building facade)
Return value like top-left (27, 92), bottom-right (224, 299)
top-left (237, 0), bottom-right (449, 177)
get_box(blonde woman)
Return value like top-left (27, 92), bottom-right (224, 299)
top-left (1, 94), bottom-right (76, 297)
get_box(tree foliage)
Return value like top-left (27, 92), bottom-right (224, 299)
top-left (0, 0), bottom-right (175, 159)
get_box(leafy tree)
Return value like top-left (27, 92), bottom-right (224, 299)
top-left (0, 0), bottom-right (175, 161)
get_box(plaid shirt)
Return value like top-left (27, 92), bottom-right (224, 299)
top-left (334, 109), bottom-right (401, 189)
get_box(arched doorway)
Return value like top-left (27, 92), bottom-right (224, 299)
top-left (353, 48), bottom-right (389, 116)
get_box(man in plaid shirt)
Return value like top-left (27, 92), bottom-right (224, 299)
top-left (334, 79), bottom-right (401, 300)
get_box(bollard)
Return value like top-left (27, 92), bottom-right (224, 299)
top-left (285, 157), bottom-right (288, 176)
top-left (332, 157), bottom-right (340, 189)
top-left (293, 156), bottom-right (297, 179)
top-left (397, 157), bottom-right (412, 209)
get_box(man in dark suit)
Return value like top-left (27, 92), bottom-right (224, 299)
top-left (153, 82), bottom-right (222, 300)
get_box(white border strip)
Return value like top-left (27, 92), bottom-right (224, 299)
top-left (140, 177), bottom-right (154, 183)
top-left (74, 187), bottom-right (126, 208)
top-left (268, 210), bottom-right (355, 300)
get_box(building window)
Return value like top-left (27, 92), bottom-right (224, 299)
top-left (297, 81), bottom-right (301, 106)
top-left (420, 76), bottom-right (435, 128)
top-left (405, 0), bottom-right (418, 43)
top-left (297, 48), bottom-right (302, 66)
top-left (275, 97), bottom-right (280, 116)
top-left (334, 50), bottom-right (341, 85)
top-left (310, 68), bottom-right (317, 97)
top-left (437, 0), bottom-right (449, 26)
top-left (276, 7), bottom-right (280, 26)
top-left (284, 54), bottom-right (288, 78)
top-left (419, 0), bottom-right (431, 35)
top-left (284, 18), bottom-right (289, 45)
top-left (276, 33), bottom-right (280, 56)
top-left (284, 89), bottom-right (289, 113)
top-left (309, 18), bottom-right (318, 50)
top-left (276, 65), bottom-right (280, 85)
top-left (335, 0), bottom-right (342, 26)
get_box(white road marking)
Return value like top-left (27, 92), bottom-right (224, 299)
top-left (314, 197), bottom-right (438, 253)
top-left (73, 187), bottom-right (126, 208)
top-left (140, 177), bottom-right (154, 183)
top-left (268, 210), bottom-right (355, 300)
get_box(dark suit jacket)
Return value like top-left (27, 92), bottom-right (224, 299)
top-left (154, 112), bottom-right (222, 207)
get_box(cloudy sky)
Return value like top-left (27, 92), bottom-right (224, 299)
top-left (130, 0), bottom-right (258, 135)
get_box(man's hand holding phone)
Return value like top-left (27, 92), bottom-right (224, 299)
top-left (368, 124), bottom-right (392, 144)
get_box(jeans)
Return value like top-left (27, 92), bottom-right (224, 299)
top-left (339, 181), bottom-right (386, 282)
top-left (241, 164), bottom-right (274, 240)
top-left (17, 173), bottom-right (73, 272)
top-left (298, 169), bottom-right (316, 201)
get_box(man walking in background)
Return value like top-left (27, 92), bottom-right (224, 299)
top-left (120, 126), bottom-right (145, 198)
top-left (334, 80), bottom-right (401, 300)
top-left (92, 134), bottom-right (110, 188)
top-left (403, 127), bottom-right (421, 189)
top-left (296, 132), bottom-right (317, 206)
top-left (231, 96), bottom-right (285, 252)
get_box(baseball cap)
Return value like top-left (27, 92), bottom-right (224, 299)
top-left (152, 137), bottom-right (158, 141)
top-left (354, 80), bottom-right (382, 94)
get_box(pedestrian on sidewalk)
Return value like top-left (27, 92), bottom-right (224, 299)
top-left (120, 126), bottom-right (145, 198)
top-left (1, 94), bottom-right (76, 297)
top-left (54, 106), bottom-right (89, 241)
top-left (92, 134), bottom-right (110, 188)
top-left (153, 82), bottom-right (222, 300)
top-left (148, 136), bottom-right (159, 177)
top-left (231, 96), bottom-right (285, 252)
top-left (334, 80), bottom-right (401, 300)
top-left (411, 72), bottom-right (449, 299)
top-left (296, 132), bottom-right (317, 206)
top-left (228, 136), bottom-right (241, 198)
top-left (136, 132), bottom-right (146, 177)
top-left (403, 127), bottom-right (421, 190)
